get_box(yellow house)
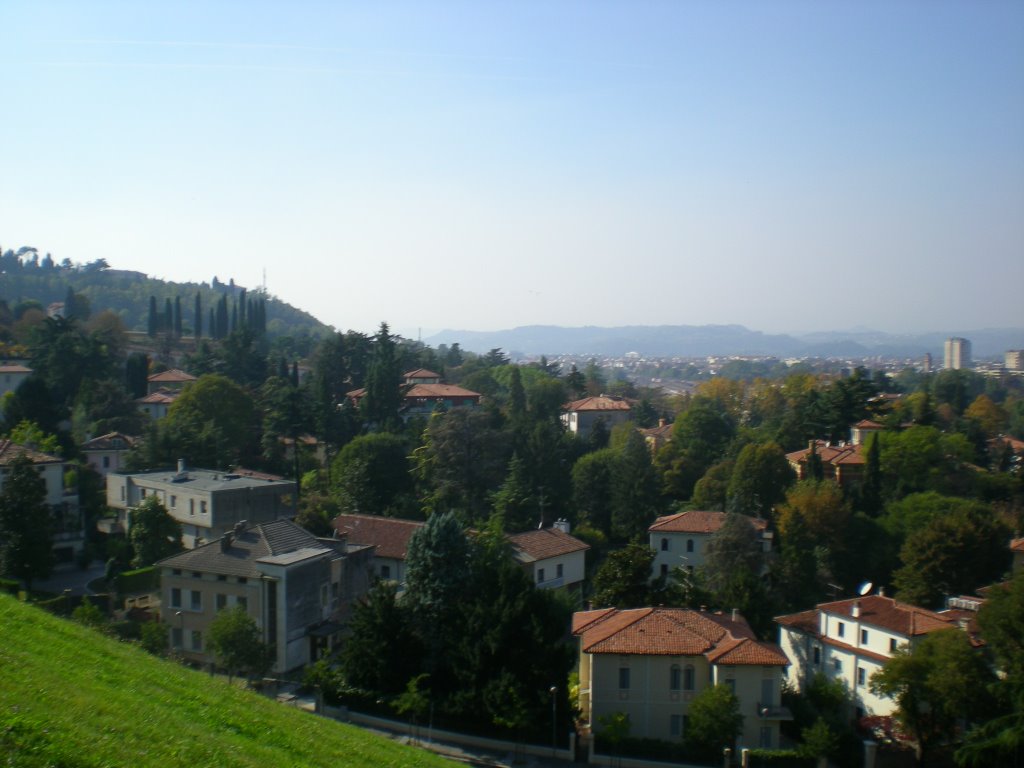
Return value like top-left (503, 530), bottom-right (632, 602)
top-left (574, 607), bottom-right (790, 750)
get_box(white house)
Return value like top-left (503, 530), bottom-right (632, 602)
top-left (649, 510), bottom-right (770, 581)
top-left (776, 594), bottom-right (958, 718)
top-left (507, 521), bottom-right (589, 593)
top-left (80, 432), bottom-right (138, 479)
top-left (575, 607), bottom-right (790, 749)
top-left (0, 363), bottom-right (32, 401)
top-left (561, 396), bottom-right (632, 439)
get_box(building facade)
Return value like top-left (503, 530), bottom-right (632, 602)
top-left (507, 521), bottom-right (589, 593)
top-left (574, 607), bottom-right (790, 749)
top-left (158, 519), bottom-right (373, 673)
top-left (107, 462), bottom-right (295, 547)
top-left (776, 594), bottom-right (958, 718)
top-left (561, 396), bottom-right (632, 439)
top-left (944, 337), bottom-right (972, 370)
top-left (649, 510), bottom-right (770, 581)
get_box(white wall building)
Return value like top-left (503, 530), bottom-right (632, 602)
top-left (649, 510), bottom-right (770, 581)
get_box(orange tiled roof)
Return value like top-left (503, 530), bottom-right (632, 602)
top-left (1010, 537), bottom-right (1024, 554)
top-left (786, 441), bottom-right (864, 467)
top-left (333, 514), bottom-right (424, 561)
top-left (507, 527), bottom-right (589, 562)
top-left (573, 607), bottom-right (786, 665)
top-left (778, 595), bottom-right (953, 638)
top-left (0, 364), bottom-right (32, 373)
top-left (649, 510), bottom-right (767, 535)
top-left (640, 424), bottom-right (673, 439)
top-left (137, 388), bottom-right (179, 405)
top-left (80, 432), bottom-right (138, 451)
top-left (563, 396), bottom-right (631, 413)
top-left (406, 383), bottom-right (481, 399)
top-left (0, 440), bottom-right (63, 466)
top-left (404, 368), bottom-right (441, 379)
top-left (146, 368), bottom-right (196, 383)
top-left (853, 420), bottom-right (885, 429)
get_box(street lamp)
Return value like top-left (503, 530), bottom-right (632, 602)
top-left (549, 685), bottom-right (557, 755)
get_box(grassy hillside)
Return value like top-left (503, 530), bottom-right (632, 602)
top-left (0, 595), bottom-right (445, 767)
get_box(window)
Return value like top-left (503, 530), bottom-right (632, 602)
top-left (837, 621), bottom-right (845, 638)
top-left (761, 678), bottom-right (774, 707)
top-left (170, 495), bottom-right (177, 508)
top-left (170, 588), bottom-right (181, 608)
top-left (659, 563), bottom-right (668, 578)
top-left (857, 667), bottom-right (866, 687)
top-left (537, 568), bottom-right (545, 583)
top-left (670, 714), bottom-right (683, 737)
top-left (236, 596), bottom-right (247, 610)
top-left (191, 572), bottom-right (201, 579)
top-left (813, 646), bottom-right (821, 665)
top-left (832, 658), bottom-right (842, 673)
top-left (889, 638), bottom-right (898, 653)
top-left (120, 486), bottom-right (125, 500)
top-left (381, 565), bottom-right (391, 579)
top-left (191, 630), bottom-right (202, 651)
top-left (683, 665), bottom-right (695, 691)
top-left (216, 594), bottom-right (227, 611)
top-left (200, 500), bottom-right (207, 514)
top-left (861, 629), bottom-right (868, 645)
top-left (661, 538), bottom-right (669, 551)
top-left (172, 568), bottom-right (182, 576)
top-left (217, 574), bottom-right (227, 582)
top-left (141, 489), bottom-right (147, 498)
top-left (686, 539), bottom-right (694, 553)
top-left (190, 499), bottom-right (195, 515)
top-left (238, 577), bottom-right (247, 584)
top-left (102, 456), bottom-right (110, 468)
top-left (171, 627), bottom-right (183, 648)
top-left (618, 667), bottom-right (630, 690)
top-left (724, 678), bottom-right (736, 693)
top-left (190, 590), bottom-right (202, 611)
top-left (556, 563), bottom-right (563, 578)
top-left (670, 665), bottom-right (681, 691)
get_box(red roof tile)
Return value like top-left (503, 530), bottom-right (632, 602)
top-left (0, 440), bottom-right (63, 465)
top-left (404, 368), bottom-right (441, 379)
top-left (333, 514), bottom-right (424, 561)
top-left (786, 441), bottom-right (864, 467)
top-left (146, 368), bottom-right (196, 383)
top-left (778, 595), bottom-right (953, 638)
top-left (507, 527), bottom-right (589, 562)
top-left (649, 510), bottom-right (767, 534)
top-left (406, 383), bottom-right (481, 399)
top-left (574, 607), bottom-right (785, 665)
top-left (563, 396), bottom-right (632, 413)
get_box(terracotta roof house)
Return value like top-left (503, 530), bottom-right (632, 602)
top-left (786, 440), bottom-right (865, 487)
top-left (136, 388), bottom-right (180, 421)
top-left (80, 432), bottom-right (138, 478)
top-left (106, 461), bottom-right (296, 548)
top-left (649, 511), bottom-right (770, 581)
top-left (574, 607), bottom-right (790, 749)
top-left (1011, 537), bottom-right (1024, 573)
top-left (146, 368), bottom-right (197, 394)
top-left (639, 420), bottom-right (673, 453)
top-left (507, 521), bottom-right (590, 593)
top-left (776, 594), bottom-right (959, 719)
top-left (333, 514), bottom-right (424, 583)
top-left (346, 370), bottom-right (481, 421)
top-left (158, 519), bottom-right (374, 673)
top-left (0, 363), bottom-right (32, 401)
top-left (561, 396), bottom-right (632, 439)
top-left (0, 440), bottom-right (82, 565)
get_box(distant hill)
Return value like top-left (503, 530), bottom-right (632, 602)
top-left (0, 594), bottom-right (448, 767)
top-left (0, 248), bottom-right (332, 339)
top-left (426, 324), bottom-right (1024, 359)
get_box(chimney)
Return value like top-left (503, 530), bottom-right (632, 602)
top-left (177, 458), bottom-right (186, 474)
top-left (234, 520), bottom-right (247, 535)
top-left (554, 518), bottom-right (570, 534)
top-left (220, 533), bottom-right (232, 552)
top-left (658, 418), bottom-right (666, 428)
top-left (852, 601), bottom-right (861, 618)
top-left (731, 608), bottom-right (739, 622)
top-left (878, 586), bottom-right (885, 597)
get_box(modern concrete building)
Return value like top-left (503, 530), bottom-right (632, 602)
top-left (1006, 350), bottom-right (1024, 372)
top-left (107, 461), bottom-right (296, 547)
top-left (944, 337), bottom-right (971, 370)
top-left (158, 519), bottom-right (373, 673)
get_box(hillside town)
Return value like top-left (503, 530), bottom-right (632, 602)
top-left (0, 272), bottom-right (1022, 768)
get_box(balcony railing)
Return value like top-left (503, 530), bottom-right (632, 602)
top-left (757, 703), bottom-right (793, 720)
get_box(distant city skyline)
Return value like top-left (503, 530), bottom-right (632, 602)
top-left (2, 1), bottom-right (1022, 337)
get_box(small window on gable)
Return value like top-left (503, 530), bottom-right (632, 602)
top-left (661, 538), bottom-right (669, 551)
top-left (686, 539), bottom-right (694, 553)
top-left (837, 621), bottom-right (845, 638)
top-left (537, 568), bottom-right (545, 583)
top-left (660, 564), bottom-right (669, 577)
top-left (889, 638), bottom-right (898, 653)
top-left (618, 667), bottom-right (630, 690)
top-left (556, 563), bottom-right (563, 578)
top-left (861, 629), bottom-right (868, 644)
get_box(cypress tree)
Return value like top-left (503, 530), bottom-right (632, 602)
top-left (238, 288), bottom-right (247, 327)
top-left (147, 296), bottom-right (158, 337)
top-left (208, 307), bottom-right (216, 340)
top-left (194, 293), bottom-right (202, 340)
top-left (163, 298), bottom-right (173, 333)
top-left (173, 296), bottom-right (183, 338)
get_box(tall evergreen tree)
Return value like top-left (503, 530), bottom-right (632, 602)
top-left (147, 296), bottom-right (158, 337)
top-left (173, 296), bottom-right (182, 338)
top-left (361, 322), bottom-right (403, 431)
top-left (0, 454), bottom-right (54, 590)
top-left (193, 292), bottom-right (202, 340)
top-left (163, 298), bottom-right (173, 334)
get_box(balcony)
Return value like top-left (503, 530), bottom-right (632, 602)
top-left (757, 703), bottom-right (793, 721)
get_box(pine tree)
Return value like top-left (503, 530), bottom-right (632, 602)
top-left (361, 322), bottom-right (403, 431)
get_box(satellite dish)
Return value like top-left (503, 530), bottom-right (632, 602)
top-left (858, 581), bottom-right (873, 596)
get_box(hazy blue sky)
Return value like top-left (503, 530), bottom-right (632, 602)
top-left (2, 1), bottom-right (1022, 338)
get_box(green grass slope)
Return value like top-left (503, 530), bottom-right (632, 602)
top-left (0, 595), bottom-right (445, 767)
